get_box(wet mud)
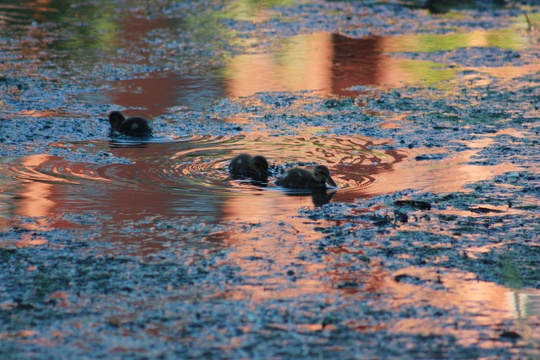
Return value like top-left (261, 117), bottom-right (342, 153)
top-left (1, 0), bottom-right (540, 358)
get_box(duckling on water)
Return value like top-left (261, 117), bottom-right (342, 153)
top-left (229, 154), bottom-right (269, 181)
top-left (109, 111), bottom-right (153, 137)
top-left (276, 165), bottom-right (337, 189)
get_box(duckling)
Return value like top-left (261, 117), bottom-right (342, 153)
top-left (229, 154), bottom-right (269, 181)
top-left (276, 165), bottom-right (337, 189)
top-left (109, 111), bottom-right (153, 137)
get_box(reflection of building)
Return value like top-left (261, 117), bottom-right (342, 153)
top-left (330, 34), bottom-right (383, 95)
top-left (224, 33), bottom-right (397, 97)
top-left (226, 32), bottom-right (418, 97)
top-left (107, 32), bottom-right (408, 114)
top-left (225, 32), bottom-right (334, 97)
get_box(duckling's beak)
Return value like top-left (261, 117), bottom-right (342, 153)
top-left (325, 175), bottom-right (338, 188)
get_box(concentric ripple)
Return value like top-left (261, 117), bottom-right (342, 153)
top-left (7, 155), bottom-right (108, 185)
top-left (0, 135), bottom-right (404, 225)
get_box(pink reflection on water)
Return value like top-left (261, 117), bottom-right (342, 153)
top-left (225, 33), bottom-right (414, 98)
top-left (2, 125), bottom-right (522, 256)
top-left (100, 32), bottom-right (433, 117)
top-left (386, 267), bottom-right (536, 347)
top-left (104, 73), bottom-right (226, 119)
top-left (225, 33), bottom-right (335, 97)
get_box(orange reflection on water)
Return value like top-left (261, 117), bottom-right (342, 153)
top-left (222, 189), bottom-right (316, 223)
top-left (17, 180), bottom-right (54, 219)
top-left (221, 207), bottom-right (334, 301)
top-left (224, 32), bottom-right (464, 99)
top-left (100, 31), bottom-right (432, 116)
top-left (360, 135), bottom-right (519, 197)
top-left (484, 63), bottom-right (540, 81)
top-left (17, 109), bottom-right (64, 118)
top-left (372, 266), bottom-right (539, 346)
top-left (313, 244), bottom-right (540, 345)
top-left (226, 32), bottom-right (334, 97)
top-left (225, 33), bottom-right (415, 98)
top-left (17, 155), bottom-right (55, 223)
top-left (9, 153), bottom-right (197, 253)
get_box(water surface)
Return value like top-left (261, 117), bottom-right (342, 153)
top-left (1, 1), bottom-right (539, 356)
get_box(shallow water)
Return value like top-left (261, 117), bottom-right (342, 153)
top-left (0, 0), bottom-right (528, 253)
top-left (0, 130), bottom-right (517, 255)
top-left (2, 0), bottom-right (540, 357)
top-left (0, 135), bottom-right (377, 233)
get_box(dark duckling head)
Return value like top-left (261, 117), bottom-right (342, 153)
top-left (229, 154), bottom-right (269, 181)
top-left (312, 165), bottom-right (337, 186)
top-left (276, 165), bottom-right (337, 189)
top-left (109, 111), bottom-right (126, 132)
top-left (108, 111), bottom-right (153, 137)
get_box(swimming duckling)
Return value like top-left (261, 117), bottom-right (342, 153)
top-left (109, 111), bottom-right (153, 137)
top-left (276, 165), bottom-right (337, 189)
top-left (229, 154), bottom-right (269, 181)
